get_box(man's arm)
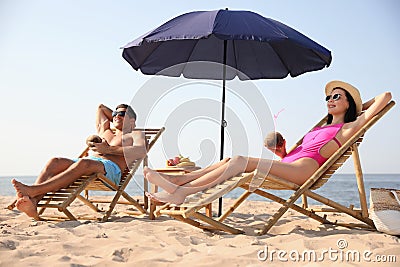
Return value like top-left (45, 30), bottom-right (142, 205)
top-left (123, 130), bottom-right (147, 163)
top-left (92, 130), bottom-right (147, 161)
top-left (96, 104), bottom-right (113, 135)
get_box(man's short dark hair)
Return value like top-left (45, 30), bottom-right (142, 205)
top-left (116, 104), bottom-right (137, 120)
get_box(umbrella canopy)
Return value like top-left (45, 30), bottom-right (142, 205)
top-left (122, 9), bottom-right (332, 80)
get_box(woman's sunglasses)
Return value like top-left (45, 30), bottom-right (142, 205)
top-left (112, 111), bottom-right (126, 117)
top-left (325, 93), bottom-right (341, 102)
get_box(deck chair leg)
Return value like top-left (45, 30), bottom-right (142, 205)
top-left (143, 156), bottom-right (149, 211)
top-left (6, 199), bottom-right (17, 210)
top-left (302, 195), bottom-right (308, 209)
top-left (121, 191), bottom-right (147, 214)
top-left (170, 214), bottom-right (204, 228)
top-left (76, 195), bottom-right (102, 212)
top-left (258, 177), bottom-right (318, 235)
top-left (192, 212), bottom-right (244, 234)
top-left (102, 189), bottom-right (146, 222)
top-left (170, 213), bottom-right (240, 233)
top-left (101, 189), bottom-right (129, 222)
top-left (219, 190), bottom-right (252, 222)
top-left (304, 190), bottom-right (375, 227)
top-left (143, 179), bottom-right (149, 211)
top-left (260, 204), bottom-right (293, 235)
top-left (60, 208), bottom-right (78, 220)
top-left (253, 189), bottom-right (331, 224)
top-left (101, 169), bottom-right (147, 221)
top-left (351, 144), bottom-right (369, 218)
top-left (149, 201), bottom-right (157, 220)
top-left (205, 204), bottom-right (212, 217)
top-left (148, 183), bottom-right (159, 220)
top-left (102, 192), bottom-right (123, 222)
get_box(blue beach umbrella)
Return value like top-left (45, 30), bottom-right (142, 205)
top-left (122, 9), bottom-right (332, 214)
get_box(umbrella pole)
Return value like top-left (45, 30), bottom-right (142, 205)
top-left (218, 40), bottom-right (228, 217)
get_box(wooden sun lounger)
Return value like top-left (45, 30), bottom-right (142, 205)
top-left (153, 101), bottom-right (395, 234)
top-left (34, 127), bottom-right (165, 221)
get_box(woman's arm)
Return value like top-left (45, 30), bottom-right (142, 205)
top-left (353, 92), bottom-right (392, 130)
top-left (361, 92), bottom-right (392, 120)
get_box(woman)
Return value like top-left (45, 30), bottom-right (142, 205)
top-left (144, 80), bottom-right (392, 204)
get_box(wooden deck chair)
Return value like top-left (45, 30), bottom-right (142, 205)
top-left (222, 100), bottom-right (395, 234)
top-left (34, 127), bottom-right (165, 221)
top-left (154, 101), bottom-right (394, 234)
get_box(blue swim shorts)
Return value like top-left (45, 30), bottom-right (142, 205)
top-left (73, 156), bottom-right (122, 185)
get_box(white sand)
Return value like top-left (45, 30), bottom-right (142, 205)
top-left (1, 196), bottom-right (399, 266)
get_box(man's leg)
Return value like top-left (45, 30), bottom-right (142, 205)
top-left (34, 157), bottom-right (75, 185)
top-left (13, 158), bottom-right (106, 198)
top-left (13, 158), bottom-right (106, 219)
top-left (12, 157), bottom-right (74, 217)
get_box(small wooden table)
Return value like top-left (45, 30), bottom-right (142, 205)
top-left (155, 167), bottom-right (187, 175)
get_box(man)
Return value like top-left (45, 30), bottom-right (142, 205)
top-left (12, 104), bottom-right (147, 220)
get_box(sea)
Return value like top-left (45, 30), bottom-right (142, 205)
top-left (1, 174), bottom-right (399, 208)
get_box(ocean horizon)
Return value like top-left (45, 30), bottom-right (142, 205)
top-left (1, 174), bottom-right (399, 208)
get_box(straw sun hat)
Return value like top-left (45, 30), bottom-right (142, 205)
top-left (325, 80), bottom-right (363, 115)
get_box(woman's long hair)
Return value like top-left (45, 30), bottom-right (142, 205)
top-left (327, 89), bottom-right (358, 124)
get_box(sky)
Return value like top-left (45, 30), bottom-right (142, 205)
top-left (0, 0), bottom-right (399, 177)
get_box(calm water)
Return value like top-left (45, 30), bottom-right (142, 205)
top-left (1, 174), bottom-right (399, 208)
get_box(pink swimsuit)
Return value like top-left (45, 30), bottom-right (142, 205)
top-left (281, 123), bottom-right (344, 166)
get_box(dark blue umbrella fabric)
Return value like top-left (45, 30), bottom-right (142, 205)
top-left (122, 9), bottom-right (332, 80)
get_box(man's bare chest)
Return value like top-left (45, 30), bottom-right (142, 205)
top-left (108, 134), bottom-right (133, 147)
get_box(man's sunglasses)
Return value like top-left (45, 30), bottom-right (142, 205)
top-left (325, 93), bottom-right (341, 102)
top-left (112, 111), bottom-right (126, 117)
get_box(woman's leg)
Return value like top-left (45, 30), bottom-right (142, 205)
top-left (144, 157), bottom-right (231, 186)
top-left (145, 155), bottom-right (254, 203)
top-left (146, 156), bottom-right (319, 204)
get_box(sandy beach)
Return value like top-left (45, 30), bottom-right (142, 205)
top-left (0, 196), bottom-right (399, 266)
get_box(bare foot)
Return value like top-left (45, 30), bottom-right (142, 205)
top-left (15, 196), bottom-right (40, 220)
top-left (143, 167), bottom-right (181, 183)
top-left (146, 191), bottom-right (167, 205)
top-left (12, 179), bottom-right (34, 198)
top-left (144, 168), bottom-right (178, 194)
top-left (143, 166), bottom-right (151, 177)
top-left (145, 191), bottom-right (186, 205)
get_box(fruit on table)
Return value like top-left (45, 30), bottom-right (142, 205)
top-left (173, 156), bottom-right (180, 165)
top-left (166, 154), bottom-right (196, 167)
top-left (176, 161), bottom-right (195, 167)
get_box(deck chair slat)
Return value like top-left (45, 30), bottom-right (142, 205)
top-left (39, 197), bottom-right (69, 202)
